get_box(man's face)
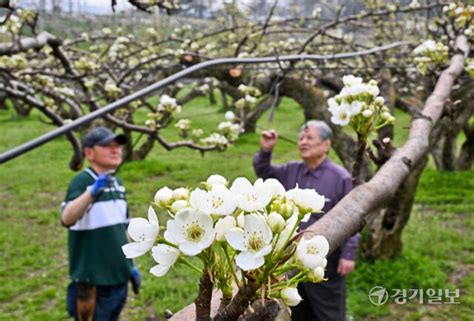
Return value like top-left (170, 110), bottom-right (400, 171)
top-left (85, 141), bottom-right (122, 170)
top-left (298, 126), bottom-right (330, 162)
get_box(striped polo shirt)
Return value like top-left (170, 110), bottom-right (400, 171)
top-left (61, 168), bottom-right (133, 286)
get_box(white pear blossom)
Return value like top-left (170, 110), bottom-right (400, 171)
top-left (225, 111), bottom-right (236, 121)
top-left (230, 177), bottom-right (272, 212)
top-left (275, 213), bottom-right (299, 251)
top-left (362, 109), bottom-right (373, 118)
top-left (330, 105), bottom-right (351, 126)
top-left (154, 186), bottom-right (173, 207)
top-left (413, 40), bottom-right (437, 55)
top-left (349, 101), bottom-right (362, 115)
top-left (215, 216), bottom-right (237, 241)
top-left (226, 214), bottom-right (273, 270)
top-left (286, 186), bottom-right (325, 214)
top-left (190, 184), bottom-right (237, 216)
top-left (164, 208), bottom-right (215, 256)
top-left (206, 174), bottom-right (228, 188)
top-left (122, 206), bottom-right (159, 258)
top-left (266, 212), bottom-right (286, 233)
top-left (281, 287), bottom-right (302, 306)
top-left (202, 133), bottom-right (228, 146)
top-left (342, 74), bottom-right (363, 87)
top-left (295, 235), bottom-right (329, 269)
top-left (150, 244), bottom-right (180, 277)
top-left (262, 178), bottom-right (286, 199)
top-left (170, 200), bottom-right (188, 213)
top-left (236, 213), bottom-right (245, 228)
top-left (158, 95), bottom-right (181, 114)
top-left (375, 96), bottom-right (385, 105)
top-left (367, 84), bottom-right (380, 97)
top-left (409, 0), bottom-right (420, 9)
top-left (307, 266), bottom-right (325, 282)
top-left (172, 188), bottom-right (189, 200)
top-left (245, 94), bottom-right (257, 103)
top-left (327, 97), bottom-right (339, 113)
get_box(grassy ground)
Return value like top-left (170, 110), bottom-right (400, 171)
top-left (0, 95), bottom-right (472, 320)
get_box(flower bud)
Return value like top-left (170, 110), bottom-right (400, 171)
top-left (172, 188), bottom-right (189, 200)
top-left (307, 266), bottom-right (325, 282)
top-left (375, 96), bottom-right (385, 105)
top-left (281, 287), bottom-right (302, 306)
top-left (154, 186), bottom-right (173, 208)
top-left (206, 174), bottom-right (227, 189)
top-left (225, 111), bottom-right (236, 121)
top-left (170, 200), bottom-right (187, 213)
top-left (381, 112), bottom-right (392, 120)
top-left (266, 212), bottom-right (286, 233)
top-left (362, 109), bottom-right (373, 118)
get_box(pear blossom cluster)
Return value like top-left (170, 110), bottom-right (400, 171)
top-left (234, 84), bottom-right (262, 110)
top-left (328, 75), bottom-right (395, 139)
top-left (122, 174), bottom-right (330, 308)
top-left (175, 119), bottom-right (191, 138)
top-left (412, 40), bottom-right (449, 75)
top-left (145, 95), bottom-right (182, 128)
top-left (217, 119), bottom-right (242, 142)
top-left (144, 96), bottom-right (242, 148)
top-left (442, 2), bottom-right (474, 34)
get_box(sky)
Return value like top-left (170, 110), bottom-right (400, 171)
top-left (18, 0), bottom-right (232, 15)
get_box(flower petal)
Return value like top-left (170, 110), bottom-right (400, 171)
top-left (150, 264), bottom-right (172, 277)
top-left (151, 244), bottom-right (180, 266)
top-left (122, 241), bottom-right (153, 258)
top-left (235, 252), bottom-right (265, 270)
top-left (148, 206), bottom-right (159, 227)
top-left (127, 217), bottom-right (159, 242)
top-left (226, 227), bottom-right (246, 251)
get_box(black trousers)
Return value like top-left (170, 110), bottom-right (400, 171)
top-left (291, 275), bottom-right (346, 321)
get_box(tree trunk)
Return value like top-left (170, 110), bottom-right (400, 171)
top-left (456, 123), bottom-right (474, 170)
top-left (362, 156), bottom-right (428, 259)
top-left (306, 35), bottom-right (469, 255)
top-left (196, 269), bottom-right (213, 321)
top-left (430, 79), bottom-right (474, 171)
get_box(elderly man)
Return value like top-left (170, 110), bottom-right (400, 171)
top-left (253, 120), bottom-right (359, 321)
top-left (61, 127), bottom-right (139, 321)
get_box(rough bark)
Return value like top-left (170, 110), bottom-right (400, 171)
top-left (305, 35), bottom-right (469, 254)
top-left (195, 269), bottom-right (213, 321)
top-left (456, 123), bottom-right (474, 170)
top-left (237, 299), bottom-right (281, 321)
top-left (212, 280), bottom-right (260, 321)
top-left (430, 81), bottom-right (474, 171)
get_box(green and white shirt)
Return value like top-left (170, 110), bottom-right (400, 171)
top-left (61, 168), bottom-right (133, 286)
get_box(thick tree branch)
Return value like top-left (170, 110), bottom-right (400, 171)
top-left (305, 35), bottom-right (469, 252)
top-left (0, 32), bottom-right (60, 55)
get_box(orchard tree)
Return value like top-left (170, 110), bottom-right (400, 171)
top-left (1, 3), bottom-right (473, 319)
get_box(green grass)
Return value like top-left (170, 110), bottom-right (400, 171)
top-left (0, 94), bottom-right (472, 320)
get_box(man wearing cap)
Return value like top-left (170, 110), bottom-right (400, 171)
top-left (61, 127), bottom-right (137, 321)
top-left (253, 120), bottom-right (360, 321)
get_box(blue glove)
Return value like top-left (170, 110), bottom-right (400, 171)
top-left (89, 173), bottom-right (115, 198)
top-left (130, 266), bottom-right (141, 295)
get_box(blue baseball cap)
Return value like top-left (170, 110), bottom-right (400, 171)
top-left (83, 127), bottom-right (127, 148)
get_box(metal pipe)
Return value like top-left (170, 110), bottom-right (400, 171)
top-left (0, 41), bottom-right (407, 164)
